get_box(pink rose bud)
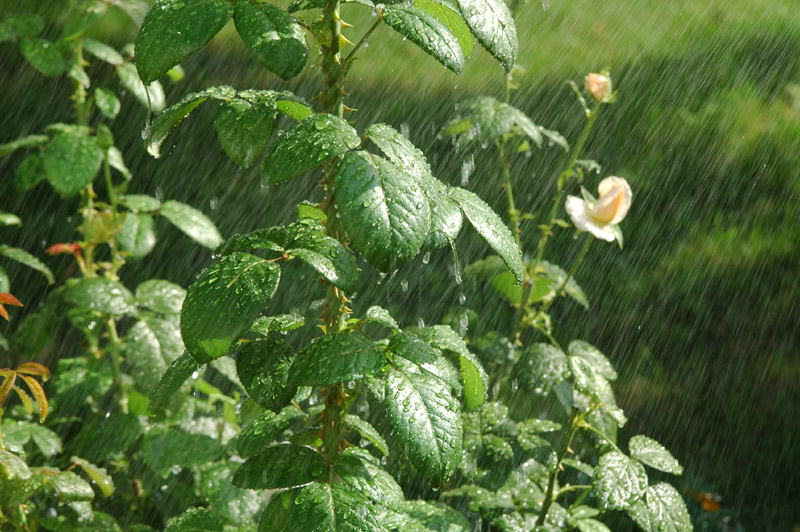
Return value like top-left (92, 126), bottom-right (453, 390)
top-left (585, 73), bottom-right (612, 102)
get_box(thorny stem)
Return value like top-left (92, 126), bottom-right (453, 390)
top-left (537, 409), bottom-right (580, 526)
top-left (320, 0), bottom-right (350, 464)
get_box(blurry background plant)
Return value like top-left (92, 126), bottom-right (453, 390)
top-left (0, 0), bottom-right (797, 530)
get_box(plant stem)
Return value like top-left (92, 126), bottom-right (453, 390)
top-left (343, 17), bottom-right (381, 68)
top-left (577, 421), bottom-right (624, 454)
top-left (498, 138), bottom-right (521, 251)
top-left (319, 0), bottom-right (350, 464)
top-left (533, 104), bottom-right (601, 269)
top-left (106, 317), bottom-right (128, 413)
top-left (537, 409), bottom-right (580, 526)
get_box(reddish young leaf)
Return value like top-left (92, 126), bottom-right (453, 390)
top-left (19, 374), bottom-right (49, 422)
top-left (16, 362), bottom-right (51, 380)
top-left (0, 371), bottom-right (17, 405)
top-left (0, 293), bottom-right (23, 306)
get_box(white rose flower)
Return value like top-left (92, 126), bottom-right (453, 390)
top-left (565, 176), bottom-right (632, 243)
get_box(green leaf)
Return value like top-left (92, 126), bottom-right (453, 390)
top-left (568, 355), bottom-right (612, 404)
top-left (262, 114), bottom-right (361, 185)
top-left (65, 278), bottom-right (136, 315)
top-left (15, 154), bottom-right (46, 191)
top-left (164, 507), bottom-right (223, 532)
top-left (234, 1), bottom-right (308, 80)
top-left (1, 421), bottom-right (62, 457)
top-left (288, 480), bottom-right (387, 532)
top-left (629, 436), bottom-right (683, 475)
top-left (122, 194), bottom-right (162, 213)
top-left (392, 500), bottom-right (472, 531)
top-left (288, 243), bottom-right (359, 293)
top-left (382, 5), bottom-right (465, 74)
top-left (363, 123), bottom-right (461, 249)
top-left (390, 332), bottom-right (440, 365)
top-left (450, 187), bottom-right (523, 282)
top-left (135, 0), bottom-right (233, 83)
top-left (43, 130), bottom-right (103, 197)
top-left (149, 352), bottom-right (199, 415)
top-left (491, 271), bottom-right (522, 304)
top-left (82, 37), bottom-right (124, 64)
top-left (0, 450), bottom-right (31, 480)
top-left (116, 63), bottom-right (166, 111)
top-left (455, 0), bottom-right (517, 71)
top-left (0, 13), bottom-right (44, 40)
top-left (345, 415), bottom-right (388, 456)
top-left (626, 483), bottom-right (692, 532)
top-left (235, 407), bottom-right (306, 457)
top-left (251, 313), bottom-right (305, 335)
top-left (70, 457), bottom-right (115, 498)
top-left (414, 0), bottom-right (473, 57)
top-left (123, 320), bottom-right (176, 392)
top-left (215, 98), bottom-right (276, 167)
top-left (592, 451), bottom-right (648, 510)
top-left (364, 306), bottom-right (400, 331)
top-left (181, 252), bottom-right (280, 362)
top-left (136, 279), bottom-right (186, 315)
top-left (568, 340), bottom-right (617, 381)
top-left (333, 447), bottom-right (403, 504)
top-left (94, 88), bottom-right (121, 119)
top-left (518, 343), bottom-right (570, 393)
top-left (233, 443), bottom-right (326, 489)
top-left (290, 333), bottom-right (385, 386)
top-left (0, 134), bottom-right (49, 158)
top-left (539, 260), bottom-right (588, 309)
top-left (459, 349), bottom-right (488, 412)
top-left (20, 37), bottom-right (66, 76)
top-left (117, 213), bottom-right (156, 259)
top-left (200, 463), bottom-right (261, 523)
top-left (335, 150), bottom-right (430, 271)
top-left (145, 85), bottom-right (237, 158)
top-left (385, 356), bottom-right (462, 488)
top-left (575, 518), bottom-right (612, 532)
top-left (51, 471), bottom-right (94, 502)
top-left (159, 199), bottom-right (223, 249)
top-left (237, 337), bottom-right (296, 412)
top-left (141, 427), bottom-right (223, 472)
top-left (0, 245), bottom-right (54, 284)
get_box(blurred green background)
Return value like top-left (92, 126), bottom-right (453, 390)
top-left (1, 0), bottom-right (799, 530)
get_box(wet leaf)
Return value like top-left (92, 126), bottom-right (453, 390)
top-left (568, 340), bottom-right (617, 381)
top-left (117, 63), bottom-right (165, 111)
top-left (234, 1), bottom-right (308, 80)
top-left (385, 355), bottom-right (462, 488)
top-left (382, 4), bottom-right (465, 74)
top-left (627, 483), bottom-right (692, 532)
top-left (164, 507), bottom-right (223, 532)
top-left (344, 415), bottom-right (388, 456)
top-left (117, 213), bottom-right (156, 259)
top-left (135, 0), bottom-right (233, 83)
top-left (0, 450), bottom-right (31, 480)
top-left (568, 355), bottom-right (612, 404)
top-left (290, 333), bottom-right (385, 386)
top-left (15, 154), bottom-right (46, 191)
top-left (414, 0), bottom-right (473, 57)
top-left (262, 114), bottom-right (361, 185)
top-left (215, 98), bottom-right (276, 167)
top-left (20, 37), bottom-right (66, 76)
top-left (459, 349), bottom-right (488, 412)
top-left (0, 13), bottom-right (44, 40)
top-left (455, 0), bottom-right (517, 71)
top-left (233, 443), bottom-right (325, 489)
top-left (200, 463), bottom-right (261, 523)
top-left (71, 457), bottom-right (115, 498)
top-left (629, 436), bottom-right (683, 475)
top-left (141, 427), bottom-right (223, 472)
top-left (450, 187), bottom-right (523, 282)
top-left (82, 37), bottom-right (124, 64)
top-left (234, 407), bottom-right (305, 457)
top-left (288, 480), bottom-right (388, 532)
top-left (182, 253), bottom-right (279, 362)
top-left (592, 451), bottom-right (648, 510)
top-left (251, 313), bottom-right (305, 335)
top-left (575, 518), bottom-right (612, 532)
top-left (0, 134), bottom-right (49, 158)
top-left (159, 199), bottom-right (223, 249)
top-left (335, 151), bottom-right (430, 271)
top-left (94, 88), bottom-right (121, 119)
top-left (333, 447), bottom-right (403, 504)
top-left (43, 130), bottom-right (102, 198)
top-left (364, 305), bottom-right (400, 331)
top-left (237, 337), bottom-right (296, 412)
top-left (66, 278), bottom-right (136, 315)
top-left (136, 279), bottom-right (186, 315)
top-left (149, 352), bottom-right (199, 415)
top-left (122, 194), bottom-right (161, 213)
top-left (51, 471), bottom-right (94, 502)
top-left (145, 85), bottom-right (237, 157)
top-left (0, 245), bottom-right (54, 284)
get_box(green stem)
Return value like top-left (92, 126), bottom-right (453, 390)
top-left (343, 17), bottom-right (381, 68)
top-left (537, 409), bottom-right (580, 526)
top-left (106, 318), bottom-right (128, 414)
top-left (498, 138), bottom-right (521, 250)
top-left (533, 104), bottom-right (601, 269)
top-left (577, 421), bottom-right (624, 454)
top-left (554, 484), bottom-right (591, 497)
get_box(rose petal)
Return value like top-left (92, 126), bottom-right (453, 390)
top-left (597, 176), bottom-right (632, 224)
